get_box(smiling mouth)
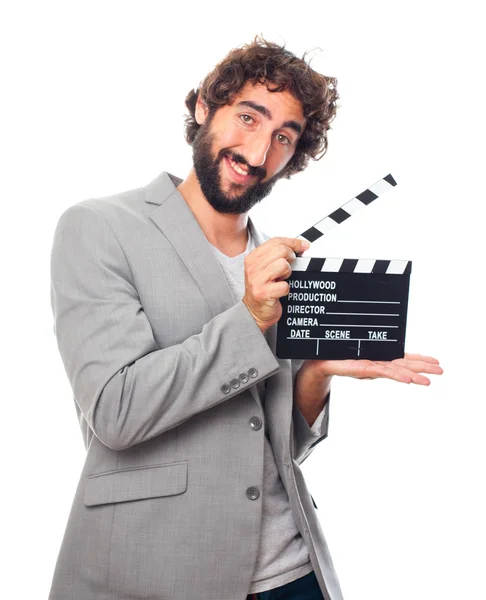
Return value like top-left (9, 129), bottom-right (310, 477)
top-left (229, 157), bottom-right (250, 175)
top-left (224, 155), bottom-right (255, 181)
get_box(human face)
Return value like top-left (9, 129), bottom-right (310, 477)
top-left (192, 81), bottom-right (306, 214)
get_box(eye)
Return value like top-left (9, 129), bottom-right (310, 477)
top-left (240, 114), bottom-right (254, 124)
top-left (276, 133), bottom-right (291, 146)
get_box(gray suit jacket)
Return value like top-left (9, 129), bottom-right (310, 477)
top-left (48, 171), bottom-right (344, 600)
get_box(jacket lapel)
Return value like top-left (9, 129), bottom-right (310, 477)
top-left (145, 172), bottom-right (236, 319)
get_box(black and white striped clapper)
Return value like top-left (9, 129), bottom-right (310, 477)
top-left (276, 175), bottom-right (412, 361)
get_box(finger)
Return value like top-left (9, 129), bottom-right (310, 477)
top-left (287, 237), bottom-right (310, 253)
top-left (249, 237), bottom-right (309, 261)
top-left (257, 244), bottom-right (298, 272)
top-left (249, 260), bottom-right (291, 300)
top-left (390, 358), bottom-right (443, 375)
top-left (403, 353), bottom-right (441, 365)
top-left (411, 373), bottom-right (431, 385)
top-left (376, 362), bottom-right (431, 385)
top-left (267, 257), bottom-right (293, 284)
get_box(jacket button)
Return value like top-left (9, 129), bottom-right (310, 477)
top-left (249, 416), bottom-right (262, 430)
top-left (229, 378), bottom-right (240, 389)
top-left (238, 372), bottom-right (249, 383)
top-left (248, 368), bottom-right (258, 378)
top-left (246, 487), bottom-right (260, 500)
top-left (221, 384), bottom-right (231, 394)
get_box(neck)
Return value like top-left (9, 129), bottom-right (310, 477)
top-left (176, 168), bottom-right (249, 255)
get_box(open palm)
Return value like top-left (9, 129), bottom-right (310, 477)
top-left (307, 353), bottom-right (443, 385)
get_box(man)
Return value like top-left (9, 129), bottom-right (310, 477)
top-left (48, 36), bottom-right (442, 600)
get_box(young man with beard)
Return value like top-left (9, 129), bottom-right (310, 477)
top-left (48, 36), bottom-right (442, 600)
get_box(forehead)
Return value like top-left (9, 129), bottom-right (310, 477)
top-left (228, 81), bottom-right (305, 123)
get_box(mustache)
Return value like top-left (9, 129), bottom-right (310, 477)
top-left (220, 151), bottom-right (265, 179)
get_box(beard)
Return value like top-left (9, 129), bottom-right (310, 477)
top-left (191, 118), bottom-right (283, 215)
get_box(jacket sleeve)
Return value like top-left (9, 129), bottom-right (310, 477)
top-left (291, 358), bottom-right (330, 465)
top-left (50, 203), bottom-right (280, 451)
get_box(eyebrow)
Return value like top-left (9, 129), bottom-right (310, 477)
top-left (236, 100), bottom-right (303, 136)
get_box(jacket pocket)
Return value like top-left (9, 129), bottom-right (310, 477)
top-left (83, 460), bottom-right (188, 507)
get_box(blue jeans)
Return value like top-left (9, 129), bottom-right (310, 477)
top-left (247, 571), bottom-right (324, 599)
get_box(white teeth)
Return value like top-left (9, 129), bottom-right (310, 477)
top-left (229, 158), bottom-right (249, 176)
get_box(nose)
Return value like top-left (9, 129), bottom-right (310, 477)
top-left (245, 133), bottom-right (272, 168)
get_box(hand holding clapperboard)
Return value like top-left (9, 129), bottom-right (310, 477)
top-left (242, 175), bottom-right (443, 385)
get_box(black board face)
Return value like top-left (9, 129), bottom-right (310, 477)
top-left (276, 264), bottom-right (411, 361)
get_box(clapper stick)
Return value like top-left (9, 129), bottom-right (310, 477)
top-left (294, 174), bottom-right (410, 275)
top-left (297, 174), bottom-right (397, 244)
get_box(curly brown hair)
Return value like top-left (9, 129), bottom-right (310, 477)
top-left (183, 35), bottom-right (339, 179)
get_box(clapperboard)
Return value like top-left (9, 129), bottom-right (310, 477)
top-left (276, 175), bottom-right (412, 361)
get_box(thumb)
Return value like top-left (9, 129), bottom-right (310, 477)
top-left (294, 238), bottom-right (311, 256)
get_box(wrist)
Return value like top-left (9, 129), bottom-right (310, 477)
top-left (242, 298), bottom-right (273, 334)
top-left (299, 360), bottom-right (334, 385)
top-left (294, 361), bottom-right (332, 427)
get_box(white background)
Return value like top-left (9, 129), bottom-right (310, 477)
top-left (1, 1), bottom-right (484, 599)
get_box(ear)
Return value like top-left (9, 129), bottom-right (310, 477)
top-left (195, 94), bottom-right (210, 125)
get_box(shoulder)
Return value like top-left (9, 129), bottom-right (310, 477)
top-left (54, 180), bottom-right (151, 233)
